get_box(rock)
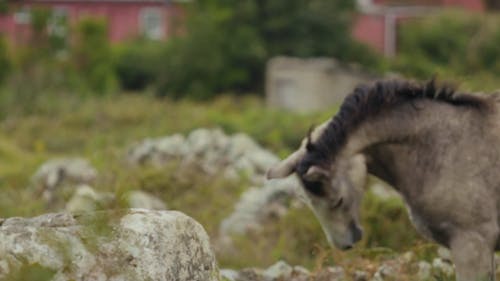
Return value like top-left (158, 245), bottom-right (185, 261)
top-left (400, 251), bottom-right (414, 263)
top-left (124, 129), bottom-right (306, 239)
top-left (353, 270), bottom-right (369, 281)
top-left (263, 260), bottom-right (293, 280)
top-left (66, 185), bottom-right (114, 213)
top-left (315, 266), bottom-right (345, 281)
top-left (236, 268), bottom-right (265, 281)
top-left (126, 138), bottom-right (157, 165)
top-left (417, 261), bottom-right (432, 280)
top-left (66, 187), bottom-right (167, 213)
top-left (155, 134), bottom-right (189, 158)
top-left (371, 263), bottom-right (397, 281)
top-left (219, 177), bottom-right (297, 236)
top-left (220, 269), bottom-right (240, 281)
top-left (126, 190), bottom-right (166, 210)
top-left (437, 247), bottom-right (452, 262)
top-left (432, 257), bottom-right (454, 276)
top-left (126, 129), bottom-right (277, 183)
top-left (223, 264), bottom-right (311, 281)
top-left (291, 266), bottom-right (310, 281)
top-left (127, 134), bottom-right (188, 166)
top-left (0, 209), bottom-right (219, 281)
top-left (31, 158), bottom-right (97, 202)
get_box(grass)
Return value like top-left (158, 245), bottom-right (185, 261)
top-left (0, 92), bottom-right (451, 278)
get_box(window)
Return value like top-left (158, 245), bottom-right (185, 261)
top-left (48, 8), bottom-right (68, 37)
top-left (14, 7), bottom-right (31, 24)
top-left (139, 8), bottom-right (164, 40)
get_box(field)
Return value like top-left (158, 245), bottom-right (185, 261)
top-left (0, 93), bottom-right (463, 280)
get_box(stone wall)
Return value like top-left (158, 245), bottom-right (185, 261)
top-left (266, 57), bottom-right (377, 113)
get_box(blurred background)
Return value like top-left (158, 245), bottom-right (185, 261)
top-left (1, 0), bottom-right (499, 280)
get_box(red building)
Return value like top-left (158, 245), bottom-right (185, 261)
top-left (0, 0), bottom-right (185, 44)
top-left (352, 0), bottom-right (485, 56)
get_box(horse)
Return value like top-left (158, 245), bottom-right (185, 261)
top-left (267, 79), bottom-right (500, 281)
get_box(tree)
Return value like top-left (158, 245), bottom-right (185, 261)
top-left (0, 0), bottom-right (8, 14)
top-left (157, 0), bottom-right (381, 98)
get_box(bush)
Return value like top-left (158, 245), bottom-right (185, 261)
top-left (72, 18), bottom-right (117, 95)
top-left (0, 35), bottom-right (9, 85)
top-left (156, 10), bottom-right (265, 99)
top-left (156, 0), bottom-right (383, 99)
top-left (395, 10), bottom-right (500, 83)
top-left (114, 40), bottom-right (164, 91)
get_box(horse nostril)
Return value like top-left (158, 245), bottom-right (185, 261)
top-left (341, 244), bottom-right (353, 250)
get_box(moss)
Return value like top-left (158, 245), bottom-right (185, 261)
top-left (2, 263), bottom-right (56, 281)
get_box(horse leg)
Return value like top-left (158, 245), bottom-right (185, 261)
top-left (450, 230), bottom-right (496, 281)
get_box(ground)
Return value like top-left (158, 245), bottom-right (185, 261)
top-left (0, 93), bottom-right (465, 280)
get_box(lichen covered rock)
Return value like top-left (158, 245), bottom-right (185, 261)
top-left (0, 209), bottom-right (219, 281)
top-left (126, 129), bottom-right (279, 183)
top-left (31, 158), bottom-right (97, 204)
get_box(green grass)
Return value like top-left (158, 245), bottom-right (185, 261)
top-left (0, 92), bottom-right (445, 277)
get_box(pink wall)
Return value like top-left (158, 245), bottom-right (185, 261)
top-left (353, 0), bottom-right (484, 55)
top-left (352, 14), bottom-right (386, 54)
top-left (442, 0), bottom-right (484, 11)
top-left (373, 0), bottom-right (483, 9)
top-left (0, 1), bottom-right (183, 44)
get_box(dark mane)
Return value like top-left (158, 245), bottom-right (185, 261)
top-left (296, 79), bottom-right (490, 175)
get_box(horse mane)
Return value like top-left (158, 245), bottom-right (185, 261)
top-left (297, 79), bottom-right (490, 175)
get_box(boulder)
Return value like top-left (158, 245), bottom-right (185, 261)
top-left (432, 257), bottom-right (454, 277)
top-left (66, 187), bottom-right (167, 213)
top-left (314, 266), bottom-right (345, 281)
top-left (31, 158), bottom-right (97, 203)
top-left (0, 209), bottom-right (219, 281)
top-left (126, 129), bottom-right (279, 184)
top-left (65, 185), bottom-right (114, 213)
top-left (126, 190), bottom-right (167, 210)
top-left (221, 261), bottom-right (311, 281)
top-left (219, 177), bottom-right (297, 236)
top-left (417, 261), bottom-right (432, 280)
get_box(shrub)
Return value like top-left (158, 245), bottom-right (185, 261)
top-left (395, 10), bottom-right (500, 83)
top-left (156, 6), bottom-right (266, 99)
top-left (114, 40), bottom-right (164, 91)
top-left (0, 35), bottom-right (9, 85)
top-left (72, 18), bottom-right (117, 95)
top-left (156, 0), bottom-right (383, 99)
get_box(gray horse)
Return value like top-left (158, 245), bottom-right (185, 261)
top-left (267, 80), bottom-right (500, 281)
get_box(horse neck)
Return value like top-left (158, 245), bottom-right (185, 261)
top-left (339, 100), bottom-right (486, 188)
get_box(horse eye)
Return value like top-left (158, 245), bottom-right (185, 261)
top-left (330, 197), bottom-right (343, 210)
top-left (302, 180), bottom-right (326, 197)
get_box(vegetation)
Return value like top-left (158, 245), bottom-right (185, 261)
top-left (72, 18), bottom-right (117, 94)
top-left (0, 93), bottom-right (434, 274)
top-left (5, 6), bottom-right (500, 280)
top-left (0, 2), bottom-right (383, 99)
top-left (156, 0), bottom-right (383, 99)
top-left (395, 10), bottom-right (500, 91)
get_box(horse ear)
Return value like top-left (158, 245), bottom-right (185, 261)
top-left (303, 166), bottom-right (329, 182)
top-left (267, 149), bottom-right (305, 179)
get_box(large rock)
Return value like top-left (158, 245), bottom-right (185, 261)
top-left (66, 186), bottom-right (167, 213)
top-left (65, 185), bottom-right (115, 213)
top-left (0, 209), bottom-right (219, 281)
top-left (126, 129), bottom-right (279, 183)
top-left (219, 177), bottom-right (298, 236)
top-left (126, 190), bottom-right (167, 210)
